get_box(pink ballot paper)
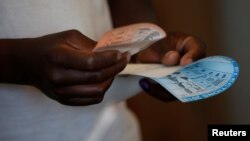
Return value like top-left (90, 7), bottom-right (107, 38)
top-left (93, 23), bottom-right (166, 55)
top-left (93, 23), bottom-right (239, 102)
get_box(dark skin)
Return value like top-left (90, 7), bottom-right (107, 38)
top-left (0, 0), bottom-right (206, 106)
top-left (0, 30), bottom-right (129, 106)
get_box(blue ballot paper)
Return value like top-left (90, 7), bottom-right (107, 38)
top-left (150, 56), bottom-right (239, 102)
top-left (120, 56), bottom-right (239, 102)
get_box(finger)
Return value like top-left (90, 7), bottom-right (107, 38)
top-left (37, 84), bottom-right (102, 106)
top-left (180, 37), bottom-right (206, 66)
top-left (166, 32), bottom-right (189, 52)
top-left (161, 50), bottom-right (181, 66)
top-left (58, 97), bottom-right (104, 106)
top-left (54, 79), bottom-right (113, 98)
top-left (50, 53), bottom-right (128, 85)
top-left (139, 78), bottom-right (177, 102)
top-left (51, 47), bottom-right (123, 70)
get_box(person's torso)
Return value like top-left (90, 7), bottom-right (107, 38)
top-left (0, 0), bottom-right (112, 40)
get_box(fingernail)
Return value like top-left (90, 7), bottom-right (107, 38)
top-left (117, 52), bottom-right (122, 60)
top-left (126, 53), bottom-right (131, 62)
top-left (123, 52), bottom-right (131, 62)
top-left (168, 51), bottom-right (176, 59)
top-left (181, 58), bottom-right (193, 66)
top-left (162, 51), bottom-right (180, 66)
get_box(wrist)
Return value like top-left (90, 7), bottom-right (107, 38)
top-left (0, 39), bottom-right (32, 84)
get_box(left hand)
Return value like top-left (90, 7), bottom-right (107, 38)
top-left (136, 32), bottom-right (206, 102)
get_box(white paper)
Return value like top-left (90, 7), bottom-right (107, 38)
top-left (119, 64), bottom-right (181, 78)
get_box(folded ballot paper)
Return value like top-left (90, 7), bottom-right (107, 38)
top-left (94, 23), bottom-right (239, 102)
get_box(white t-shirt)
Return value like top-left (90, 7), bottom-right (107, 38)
top-left (0, 0), bottom-right (142, 141)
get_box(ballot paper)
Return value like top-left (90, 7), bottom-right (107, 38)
top-left (94, 23), bottom-right (166, 55)
top-left (94, 23), bottom-right (239, 102)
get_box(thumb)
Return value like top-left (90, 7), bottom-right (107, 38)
top-left (60, 30), bottom-right (97, 50)
top-left (139, 78), bottom-right (177, 102)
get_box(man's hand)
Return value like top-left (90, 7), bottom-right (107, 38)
top-left (0, 30), bottom-right (129, 106)
top-left (136, 32), bottom-right (206, 102)
top-left (109, 0), bottom-right (207, 103)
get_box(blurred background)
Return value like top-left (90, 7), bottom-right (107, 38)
top-left (127, 0), bottom-right (250, 141)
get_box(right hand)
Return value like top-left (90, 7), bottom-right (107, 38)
top-left (1, 30), bottom-right (129, 106)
